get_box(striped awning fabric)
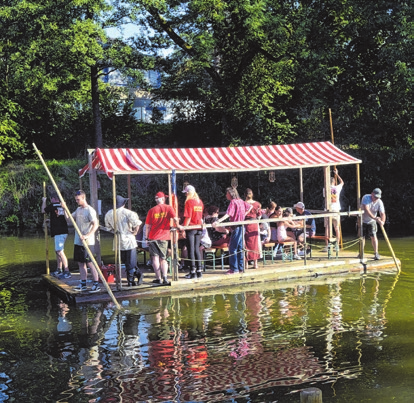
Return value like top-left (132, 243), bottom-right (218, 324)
top-left (79, 142), bottom-right (361, 177)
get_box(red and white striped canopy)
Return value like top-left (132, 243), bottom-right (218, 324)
top-left (79, 142), bottom-right (361, 177)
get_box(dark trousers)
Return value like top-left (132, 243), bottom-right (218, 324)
top-left (186, 229), bottom-right (203, 272)
top-left (121, 249), bottom-right (138, 275)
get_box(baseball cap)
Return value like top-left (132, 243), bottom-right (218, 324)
top-left (116, 195), bottom-right (129, 208)
top-left (372, 188), bottom-right (382, 198)
top-left (182, 185), bottom-right (195, 193)
top-left (155, 191), bottom-right (168, 199)
top-left (294, 201), bottom-right (305, 209)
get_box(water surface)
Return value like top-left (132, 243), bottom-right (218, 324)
top-left (0, 233), bottom-right (413, 402)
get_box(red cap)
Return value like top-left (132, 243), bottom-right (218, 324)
top-left (155, 192), bottom-right (168, 199)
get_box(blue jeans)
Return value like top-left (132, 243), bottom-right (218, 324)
top-left (229, 226), bottom-right (244, 272)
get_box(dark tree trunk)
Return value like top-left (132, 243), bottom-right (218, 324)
top-left (91, 65), bottom-right (103, 148)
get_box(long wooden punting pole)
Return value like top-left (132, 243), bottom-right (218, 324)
top-left (33, 144), bottom-right (121, 310)
top-left (380, 225), bottom-right (400, 272)
top-left (43, 182), bottom-right (50, 274)
top-left (329, 108), bottom-right (342, 247)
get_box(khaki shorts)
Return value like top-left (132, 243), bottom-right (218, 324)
top-left (324, 214), bottom-right (340, 227)
top-left (149, 240), bottom-right (169, 259)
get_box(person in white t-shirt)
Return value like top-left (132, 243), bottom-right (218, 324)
top-left (360, 188), bottom-right (386, 260)
top-left (323, 169), bottom-right (344, 251)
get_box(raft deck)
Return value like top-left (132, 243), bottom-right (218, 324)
top-left (43, 249), bottom-right (399, 305)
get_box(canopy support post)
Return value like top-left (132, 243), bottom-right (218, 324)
top-left (168, 172), bottom-right (179, 282)
top-left (88, 151), bottom-right (101, 266)
top-left (324, 166), bottom-right (332, 241)
top-left (112, 174), bottom-right (122, 290)
top-left (356, 163), bottom-right (363, 259)
top-left (299, 168), bottom-right (304, 202)
top-left (127, 175), bottom-right (132, 210)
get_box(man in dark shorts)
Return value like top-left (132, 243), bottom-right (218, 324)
top-left (360, 188), bottom-right (386, 260)
top-left (42, 192), bottom-right (70, 278)
top-left (145, 192), bottom-right (178, 285)
top-left (63, 190), bottom-right (100, 292)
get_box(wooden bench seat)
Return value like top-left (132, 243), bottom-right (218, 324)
top-left (263, 241), bottom-right (296, 264)
top-left (203, 246), bottom-right (229, 270)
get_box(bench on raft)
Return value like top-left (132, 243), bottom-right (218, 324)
top-left (261, 235), bottom-right (339, 263)
top-left (203, 246), bottom-right (229, 270)
top-left (262, 241), bottom-right (297, 264)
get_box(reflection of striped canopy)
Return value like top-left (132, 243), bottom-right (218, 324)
top-left (111, 346), bottom-right (327, 402)
top-left (79, 142), bottom-right (361, 178)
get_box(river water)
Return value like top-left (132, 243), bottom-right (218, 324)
top-left (0, 233), bottom-right (413, 402)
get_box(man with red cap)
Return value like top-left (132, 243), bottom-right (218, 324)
top-left (145, 192), bottom-right (178, 285)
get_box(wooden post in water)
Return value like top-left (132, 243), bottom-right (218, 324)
top-left (300, 387), bottom-right (322, 403)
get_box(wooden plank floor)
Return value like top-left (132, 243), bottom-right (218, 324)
top-left (42, 249), bottom-right (399, 305)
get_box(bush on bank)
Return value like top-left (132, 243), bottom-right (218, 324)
top-left (0, 157), bottom-right (413, 236)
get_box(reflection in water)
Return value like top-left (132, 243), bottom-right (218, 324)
top-left (0, 231), bottom-right (403, 403)
top-left (32, 274), bottom-right (396, 402)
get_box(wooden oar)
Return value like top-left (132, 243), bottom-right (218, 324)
top-left (33, 143), bottom-right (121, 310)
top-left (43, 182), bottom-right (50, 274)
top-left (329, 108), bottom-right (343, 249)
top-left (380, 224), bottom-right (400, 272)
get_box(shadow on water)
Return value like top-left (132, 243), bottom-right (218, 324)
top-left (0, 234), bottom-right (413, 402)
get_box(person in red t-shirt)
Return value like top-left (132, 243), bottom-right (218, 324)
top-left (145, 192), bottom-right (178, 285)
top-left (180, 185), bottom-right (204, 279)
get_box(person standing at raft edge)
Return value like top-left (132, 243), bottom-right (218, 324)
top-left (360, 188), bottom-right (386, 260)
top-left (212, 187), bottom-right (252, 274)
top-left (244, 188), bottom-right (262, 269)
top-left (41, 192), bottom-right (70, 278)
top-left (105, 195), bottom-right (143, 287)
top-left (145, 192), bottom-right (178, 285)
top-left (62, 190), bottom-right (100, 293)
top-left (180, 185), bottom-right (204, 279)
top-left (323, 169), bottom-right (344, 252)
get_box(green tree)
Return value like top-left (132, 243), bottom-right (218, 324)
top-left (0, 0), bottom-right (150, 161)
top-left (128, 0), bottom-right (300, 145)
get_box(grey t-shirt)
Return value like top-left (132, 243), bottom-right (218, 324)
top-left (361, 194), bottom-right (385, 224)
top-left (72, 205), bottom-right (98, 245)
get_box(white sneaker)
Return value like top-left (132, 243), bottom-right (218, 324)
top-left (294, 254), bottom-right (302, 260)
top-left (89, 283), bottom-right (101, 293)
top-left (73, 283), bottom-right (87, 292)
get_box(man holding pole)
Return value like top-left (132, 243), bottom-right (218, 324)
top-left (41, 191), bottom-right (70, 278)
top-left (360, 188), bottom-right (386, 260)
top-left (63, 190), bottom-right (100, 292)
top-left (323, 169), bottom-right (344, 252)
